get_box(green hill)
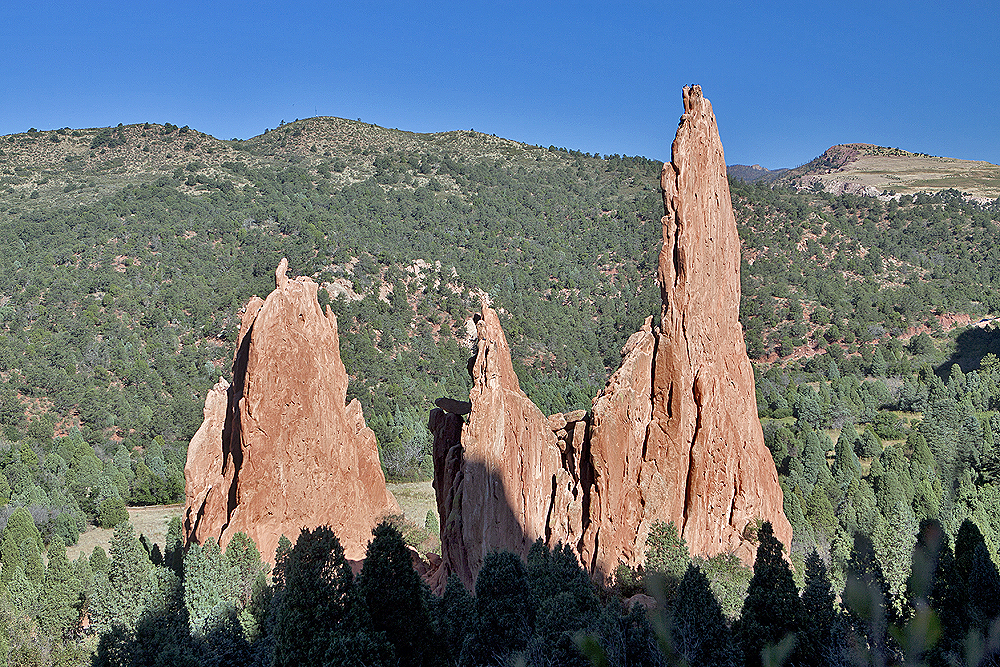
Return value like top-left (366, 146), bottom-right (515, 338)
top-left (2, 116), bottom-right (1000, 515)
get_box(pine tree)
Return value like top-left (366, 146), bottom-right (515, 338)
top-left (272, 525), bottom-right (392, 667)
top-left (843, 532), bottom-right (897, 665)
top-left (271, 533), bottom-right (293, 587)
top-left (857, 428), bottom-right (883, 459)
top-left (91, 521), bottom-right (153, 633)
top-left (462, 551), bottom-right (536, 667)
top-left (357, 522), bottom-right (442, 667)
top-left (183, 539), bottom-right (232, 637)
top-left (431, 574), bottom-right (475, 663)
top-left (1, 508), bottom-right (44, 586)
top-left (643, 521), bottom-right (689, 603)
top-left (738, 522), bottom-right (803, 667)
top-left (906, 520), bottom-right (965, 667)
top-left (800, 550), bottom-right (837, 667)
top-left (669, 564), bottom-right (737, 667)
top-left (163, 515), bottom-right (184, 575)
top-left (526, 540), bottom-right (600, 666)
top-left (224, 531), bottom-right (269, 640)
top-left (832, 429), bottom-right (862, 490)
top-left (36, 535), bottom-right (79, 637)
top-left (805, 483), bottom-right (837, 536)
top-left (954, 520), bottom-right (1000, 632)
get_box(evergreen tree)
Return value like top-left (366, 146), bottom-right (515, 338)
top-left (431, 574), bottom-right (475, 663)
top-left (164, 515), bottom-right (184, 575)
top-left (36, 535), bottom-right (79, 637)
top-left (857, 428), bottom-right (883, 459)
top-left (272, 525), bottom-right (392, 667)
top-left (837, 477), bottom-right (879, 537)
top-left (843, 533), bottom-right (898, 666)
top-left (271, 533), bottom-right (293, 587)
top-left (526, 540), bottom-right (600, 666)
top-left (1, 508), bottom-right (44, 586)
top-left (183, 538), bottom-right (232, 637)
top-left (224, 531), bottom-right (269, 641)
top-left (90, 545), bottom-right (110, 574)
top-left (668, 564), bottom-right (737, 667)
top-left (906, 519), bottom-right (965, 667)
top-left (832, 427), bottom-right (862, 490)
top-left (805, 483), bottom-right (837, 537)
top-left (357, 522), bottom-right (442, 667)
top-left (92, 521), bottom-right (153, 633)
top-left (462, 551), bottom-right (535, 667)
top-left (800, 550), bottom-right (837, 667)
top-left (738, 522), bottom-right (803, 667)
top-left (643, 521), bottom-right (689, 604)
top-left (954, 520), bottom-right (1000, 633)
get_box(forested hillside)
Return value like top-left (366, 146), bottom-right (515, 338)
top-left (4, 118), bottom-right (1000, 665)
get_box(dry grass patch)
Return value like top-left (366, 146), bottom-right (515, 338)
top-left (67, 504), bottom-right (183, 562)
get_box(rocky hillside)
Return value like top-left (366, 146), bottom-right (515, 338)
top-left (769, 143), bottom-right (1000, 200)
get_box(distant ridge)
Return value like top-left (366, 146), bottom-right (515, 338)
top-left (734, 143), bottom-right (1000, 200)
top-left (727, 163), bottom-right (788, 184)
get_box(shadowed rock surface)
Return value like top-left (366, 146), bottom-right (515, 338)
top-left (429, 308), bottom-right (586, 590)
top-left (183, 259), bottom-right (398, 562)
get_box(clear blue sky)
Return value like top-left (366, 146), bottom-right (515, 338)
top-left (3, 1), bottom-right (997, 169)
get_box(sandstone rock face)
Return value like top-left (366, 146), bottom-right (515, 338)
top-left (184, 259), bottom-right (398, 562)
top-left (429, 308), bottom-right (586, 590)
top-left (431, 86), bottom-right (790, 588)
top-left (584, 85), bottom-right (791, 574)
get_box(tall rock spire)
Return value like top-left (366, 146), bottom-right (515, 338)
top-left (431, 86), bottom-right (791, 589)
top-left (583, 85), bottom-right (791, 574)
top-left (183, 259), bottom-right (398, 563)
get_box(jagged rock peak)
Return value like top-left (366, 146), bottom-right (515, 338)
top-left (430, 89), bottom-right (790, 586)
top-left (429, 307), bottom-right (587, 591)
top-left (183, 259), bottom-right (398, 563)
top-left (585, 85), bottom-right (791, 574)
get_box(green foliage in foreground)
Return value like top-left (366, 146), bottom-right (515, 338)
top-left (0, 517), bottom-right (993, 667)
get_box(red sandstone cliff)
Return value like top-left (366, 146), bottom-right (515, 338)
top-left (431, 86), bottom-right (790, 587)
top-left (183, 259), bottom-right (398, 562)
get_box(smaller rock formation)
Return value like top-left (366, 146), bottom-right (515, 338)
top-left (184, 259), bottom-right (398, 562)
top-left (430, 308), bottom-right (586, 590)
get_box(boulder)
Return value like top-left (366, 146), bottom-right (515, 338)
top-left (183, 259), bottom-right (398, 563)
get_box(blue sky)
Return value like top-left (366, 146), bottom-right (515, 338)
top-left (3, 1), bottom-right (997, 169)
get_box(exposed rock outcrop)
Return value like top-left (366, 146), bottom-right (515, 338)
top-left (429, 308), bottom-right (587, 590)
top-left (585, 84), bottom-right (790, 572)
top-left (431, 86), bottom-right (790, 588)
top-left (184, 259), bottom-right (398, 562)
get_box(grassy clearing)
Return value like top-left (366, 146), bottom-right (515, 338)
top-left (67, 504), bottom-right (183, 562)
top-left (64, 484), bottom-right (440, 562)
top-left (387, 481), bottom-right (440, 554)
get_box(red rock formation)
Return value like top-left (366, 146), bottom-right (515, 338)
top-left (184, 259), bottom-right (398, 562)
top-left (429, 308), bottom-right (585, 590)
top-left (431, 86), bottom-right (790, 589)
top-left (583, 85), bottom-right (791, 574)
